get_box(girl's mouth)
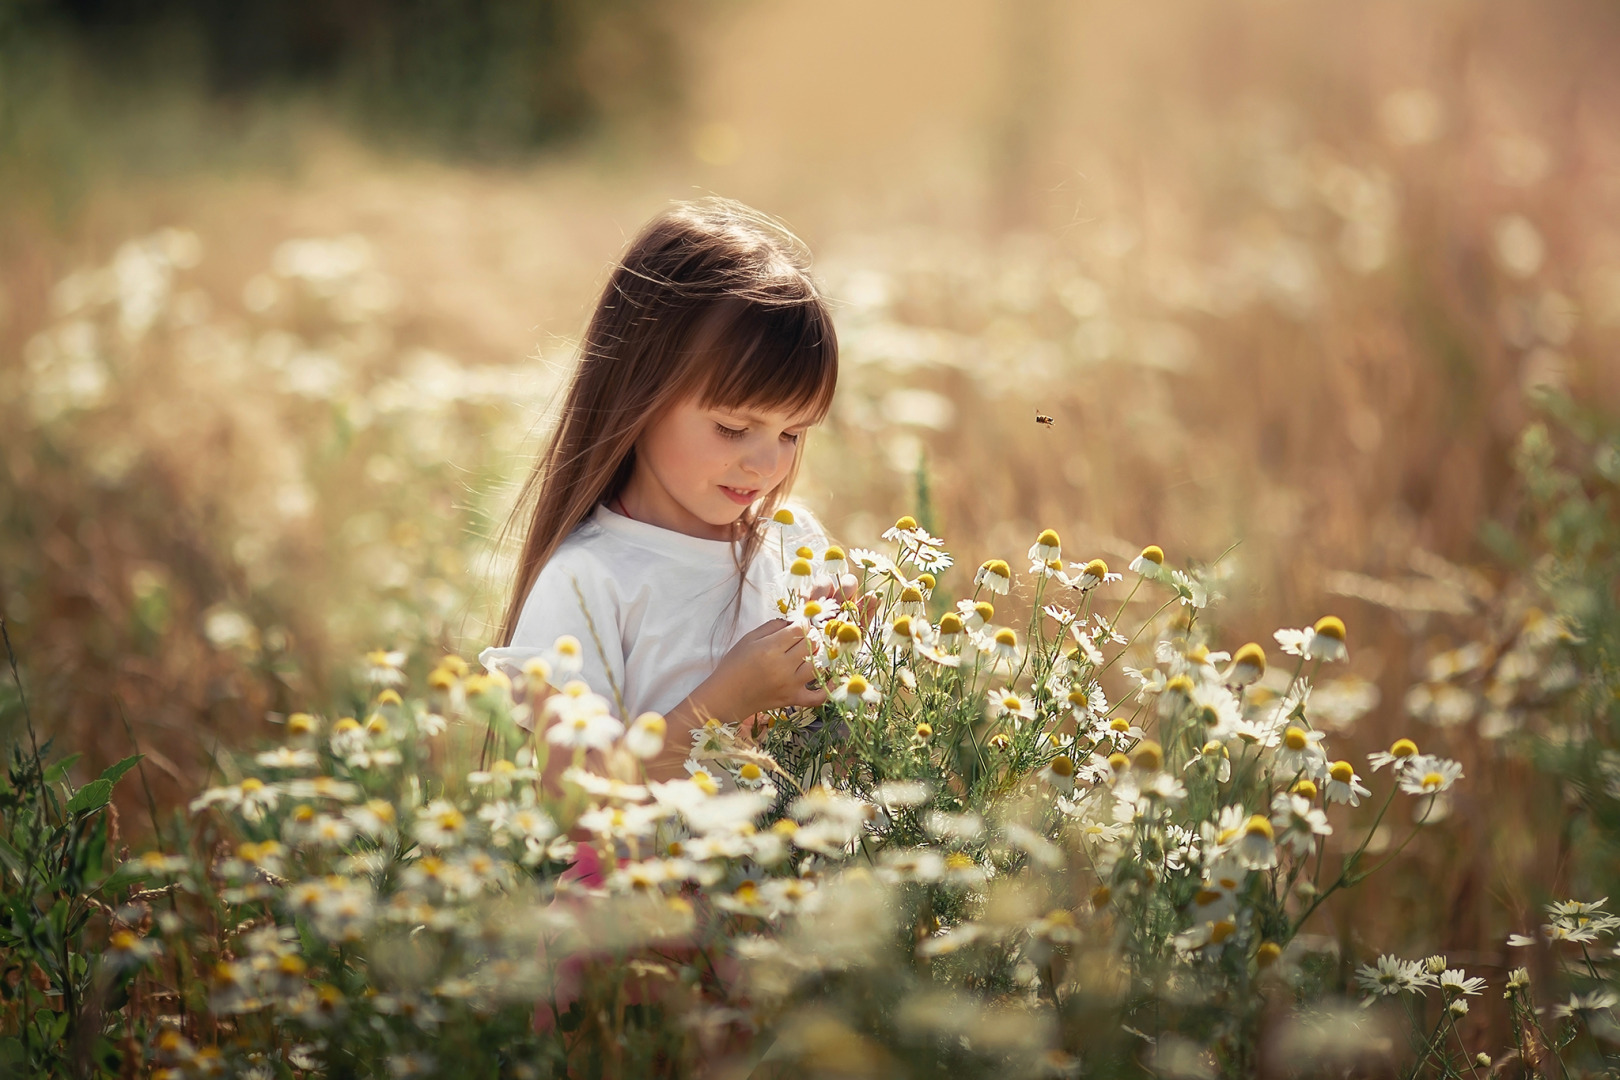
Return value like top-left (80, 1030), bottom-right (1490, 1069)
top-left (719, 485), bottom-right (758, 505)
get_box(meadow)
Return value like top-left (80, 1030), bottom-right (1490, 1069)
top-left (2, 0), bottom-right (1619, 1075)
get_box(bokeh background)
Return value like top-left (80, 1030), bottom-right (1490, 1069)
top-left (3, 0), bottom-right (1619, 1034)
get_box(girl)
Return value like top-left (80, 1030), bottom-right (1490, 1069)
top-left (480, 198), bottom-right (839, 781)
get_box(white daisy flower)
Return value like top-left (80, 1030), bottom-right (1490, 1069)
top-left (254, 747), bottom-right (319, 771)
top-left (1275, 726), bottom-right (1328, 779)
top-left (1273, 616), bottom-right (1349, 663)
top-left (1234, 813), bottom-right (1278, 870)
top-left (980, 626), bottom-right (1021, 665)
top-left (987, 688), bottom-right (1035, 725)
top-left (1036, 754), bottom-right (1077, 794)
top-left (1356, 955), bottom-right (1433, 996)
top-left (412, 800), bottom-right (469, 849)
top-left (1128, 545), bottom-right (1170, 582)
top-left (1367, 737), bottom-right (1422, 774)
top-left (829, 673), bottom-right (881, 710)
top-left (847, 547), bottom-right (898, 579)
top-left (1222, 642), bottom-right (1267, 687)
top-left (189, 777), bottom-right (280, 823)
top-left (974, 559), bottom-right (1012, 595)
top-left (1270, 792), bottom-right (1332, 856)
top-left (1397, 756), bottom-right (1464, 796)
top-left (364, 649), bottom-right (407, 687)
top-left (820, 545), bottom-right (848, 580)
top-left (957, 599), bottom-right (996, 634)
top-left (1065, 558), bottom-right (1115, 592)
top-left (1324, 760), bottom-right (1372, 806)
top-left (894, 584), bottom-right (927, 620)
top-left (625, 712), bottom-right (667, 760)
top-left (1439, 969), bottom-right (1487, 997)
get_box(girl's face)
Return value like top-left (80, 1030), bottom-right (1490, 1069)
top-left (623, 395), bottom-right (816, 539)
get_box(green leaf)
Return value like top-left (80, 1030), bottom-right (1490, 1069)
top-left (98, 754), bottom-right (143, 788)
top-left (42, 754), bottom-right (82, 785)
top-left (65, 779), bottom-right (113, 816)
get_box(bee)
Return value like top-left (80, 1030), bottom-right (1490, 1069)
top-left (1034, 410), bottom-right (1056, 427)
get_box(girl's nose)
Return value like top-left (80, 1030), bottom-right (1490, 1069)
top-left (738, 438), bottom-right (783, 478)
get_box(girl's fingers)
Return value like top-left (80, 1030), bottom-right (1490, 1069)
top-left (746, 619), bottom-right (790, 642)
top-left (792, 685), bottom-right (829, 708)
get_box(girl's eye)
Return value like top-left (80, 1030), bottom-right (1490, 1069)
top-left (715, 423), bottom-right (746, 439)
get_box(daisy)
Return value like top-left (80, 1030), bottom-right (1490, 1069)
top-left (884, 615), bottom-right (922, 655)
top-left (190, 777), bottom-right (280, 823)
top-left (821, 545), bottom-right (848, 579)
top-left (829, 673), bottom-right (882, 710)
top-left (957, 599), bottom-right (995, 634)
top-left (1069, 558), bottom-right (1121, 591)
top-left (981, 627), bottom-right (1021, 665)
top-left (783, 557), bottom-right (816, 597)
top-left (1273, 616), bottom-right (1349, 663)
top-left (987, 687), bottom-right (1035, 725)
top-left (1324, 760), bottom-right (1372, 806)
top-left (255, 746), bottom-right (318, 771)
top-left (364, 649), bottom-right (407, 687)
top-left (974, 559), bottom-right (1012, 595)
top-left (1270, 792), bottom-right (1332, 856)
top-left (346, 799), bottom-right (398, 837)
top-left (1397, 756), bottom-right (1464, 796)
top-left (1071, 625), bottom-right (1107, 666)
top-left (1188, 739), bottom-right (1232, 783)
top-left (412, 800), bottom-right (469, 849)
top-left (1037, 754), bottom-right (1077, 794)
top-left (934, 612), bottom-right (965, 652)
top-left (847, 547), bottom-right (898, 579)
top-left (1367, 737), bottom-right (1422, 774)
top-left (1275, 726), bottom-right (1328, 779)
top-left (1223, 642), bottom-right (1267, 687)
top-left (1029, 528), bottom-right (1062, 566)
top-left (625, 712), bottom-right (667, 760)
top-left (1170, 569), bottom-right (1209, 608)
top-left (907, 543), bottom-right (954, 572)
top-left (894, 585), bottom-right (927, 620)
top-left (1234, 814), bottom-right (1277, 870)
top-left (1129, 545), bottom-right (1170, 582)
top-left (1439, 969), bottom-right (1487, 997)
top-left (1356, 955), bottom-right (1432, 996)
top-left (1190, 683), bottom-right (1243, 741)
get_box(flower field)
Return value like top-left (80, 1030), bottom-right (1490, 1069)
top-left (5, 0), bottom-right (1620, 1075)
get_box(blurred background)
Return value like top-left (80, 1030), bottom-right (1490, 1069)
top-left (3, 0), bottom-right (1619, 1022)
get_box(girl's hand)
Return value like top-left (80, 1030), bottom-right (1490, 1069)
top-left (703, 618), bottom-right (827, 719)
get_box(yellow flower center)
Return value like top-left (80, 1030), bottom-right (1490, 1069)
top-left (1083, 558), bottom-right (1109, 579)
top-left (1292, 779), bottom-right (1318, 799)
top-left (1110, 717), bottom-right (1130, 733)
top-left (739, 763), bottom-right (763, 781)
top-left (915, 723), bottom-right (933, 739)
top-left (1233, 642), bottom-right (1267, 670)
top-left (110, 929), bottom-right (138, 951)
top-left (891, 616), bottom-right (914, 638)
top-left (836, 624), bottom-right (862, 644)
top-left (803, 600), bottom-right (823, 618)
top-left (939, 613), bottom-right (964, 635)
top-left (1210, 919), bottom-right (1236, 944)
top-left (1391, 738), bottom-right (1419, 758)
top-left (1312, 615), bottom-right (1346, 641)
top-left (974, 601), bottom-right (995, 622)
top-left (846, 676), bottom-right (870, 695)
top-left (1048, 755), bottom-right (1075, 778)
top-left (734, 880), bottom-right (759, 901)
top-left (1107, 752), bottom-right (1130, 772)
top-left (773, 508), bottom-right (797, 525)
top-left (1138, 545), bottom-right (1165, 565)
top-left (636, 713), bottom-right (667, 735)
top-left (1201, 740), bottom-right (1224, 757)
top-left (1244, 815), bottom-right (1274, 840)
top-left (240, 778), bottom-right (265, 794)
top-left (824, 545), bottom-right (845, 561)
top-left (1330, 760), bottom-right (1354, 783)
top-left (1422, 771), bottom-right (1443, 789)
top-left (918, 572), bottom-right (936, 590)
top-left (982, 559), bottom-right (1011, 579)
top-left (790, 558), bottom-right (813, 577)
top-left (1284, 727), bottom-right (1309, 751)
top-left (377, 689), bottom-right (402, 706)
top-left (946, 853), bottom-right (975, 870)
top-left (1132, 741), bottom-right (1163, 772)
top-left (1091, 885), bottom-right (1112, 907)
top-left (1188, 645), bottom-right (1210, 664)
top-left (365, 714), bottom-right (389, 735)
top-left (796, 546), bottom-right (814, 560)
top-left (278, 954), bottom-right (307, 976)
top-left (1257, 941), bottom-right (1282, 967)
top-left (994, 628), bottom-right (1017, 648)
top-left (893, 515), bottom-right (917, 531)
top-left (287, 712), bottom-right (316, 734)
top-left (900, 586), bottom-right (924, 604)
top-left (1166, 675), bottom-right (1195, 694)
top-left (333, 716), bottom-right (360, 733)
top-left (692, 771), bottom-right (719, 795)
top-left (1037, 529), bottom-right (1061, 548)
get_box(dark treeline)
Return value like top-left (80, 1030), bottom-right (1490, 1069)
top-left (1, 0), bottom-right (678, 155)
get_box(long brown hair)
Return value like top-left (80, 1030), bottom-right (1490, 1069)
top-left (496, 198), bottom-right (839, 646)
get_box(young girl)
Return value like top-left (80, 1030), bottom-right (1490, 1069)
top-left (479, 198), bottom-right (839, 782)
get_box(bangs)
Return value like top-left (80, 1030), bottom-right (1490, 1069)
top-left (691, 297), bottom-right (839, 424)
